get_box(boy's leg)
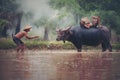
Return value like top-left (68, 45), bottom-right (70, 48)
top-left (21, 44), bottom-right (25, 54)
top-left (17, 43), bottom-right (25, 59)
top-left (16, 46), bottom-right (21, 53)
top-left (12, 37), bottom-right (24, 59)
top-left (13, 37), bottom-right (21, 53)
top-left (16, 46), bottom-right (21, 58)
top-left (16, 45), bottom-right (24, 59)
top-left (16, 43), bottom-right (25, 58)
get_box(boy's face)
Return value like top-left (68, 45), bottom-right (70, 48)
top-left (92, 18), bottom-right (98, 26)
top-left (26, 29), bottom-right (30, 32)
top-left (84, 22), bottom-right (91, 28)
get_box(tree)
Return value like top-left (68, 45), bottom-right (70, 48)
top-left (15, 13), bottom-right (23, 34)
top-left (34, 16), bottom-right (57, 41)
top-left (76, 0), bottom-right (120, 34)
top-left (49, 0), bottom-right (120, 35)
top-left (0, 0), bottom-right (23, 37)
top-left (0, 19), bottom-right (8, 37)
top-left (49, 0), bottom-right (82, 24)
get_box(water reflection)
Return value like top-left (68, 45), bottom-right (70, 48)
top-left (53, 53), bottom-right (113, 80)
top-left (0, 50), bottom-right (30, 80)
top-left (0, 50), bottom-right (120, 80)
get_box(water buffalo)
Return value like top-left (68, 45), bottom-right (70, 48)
top-left (56, 26), bottom-right (112, 52)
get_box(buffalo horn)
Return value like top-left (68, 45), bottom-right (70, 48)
top-left (63, 26), bottom-right (72, 31)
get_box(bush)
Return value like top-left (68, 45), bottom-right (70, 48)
top-left (0, 38), bottom-right (16, 49)
top-left (112, 43), bottom-right (120, 51)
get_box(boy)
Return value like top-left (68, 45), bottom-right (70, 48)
top-left (13, 25), bottom-right (39, 58)
top-left (80, 17), bottom-right (92, 28)
top-left (91, 16), bottom-right (100, 28)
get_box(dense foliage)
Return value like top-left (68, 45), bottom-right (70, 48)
top-left (0, 0), bottom-right (22, 37)
top-left (49, 0), bottom-right (120, 34)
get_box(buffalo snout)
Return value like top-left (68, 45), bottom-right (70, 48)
top-left (56, 37), bottom-right (61, 41)
top-left (56, 38), bottom-right (59, 41)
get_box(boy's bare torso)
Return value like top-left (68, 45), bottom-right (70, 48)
top-left (15, 31), bottom-right (27, 39)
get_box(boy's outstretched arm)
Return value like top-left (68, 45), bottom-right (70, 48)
top-left (25, 34), bottom-right (39, 39)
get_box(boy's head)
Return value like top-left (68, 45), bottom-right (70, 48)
top-left (80, 17), bottom-right (91, 28)
top-left (92, 16), bottom-right (100, 26)
top-left (23, 25), bottom-right (32, 32)
top-left (80, 17), bottom-right (90, 24)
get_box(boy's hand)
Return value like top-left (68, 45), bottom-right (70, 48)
top-left (34, 36), bottom-right (39, 38)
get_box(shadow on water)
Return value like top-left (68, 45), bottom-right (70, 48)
top-left (0, 50), bottom-right (120, 80)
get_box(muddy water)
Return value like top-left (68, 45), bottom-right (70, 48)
top-left (0, 50), bottom-right (120, 80)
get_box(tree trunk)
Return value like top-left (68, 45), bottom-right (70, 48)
top-left (73, 13), bottom-right (80, 24)
top-left (15, 13), bottom-right (23, 34)
top-left (44, 27), bottom-right (49, 41)
top-left (2, 25), bottom-right (7, 37)
top-left (117, 35), bottom-right (120, 42)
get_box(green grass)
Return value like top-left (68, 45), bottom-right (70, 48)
top-left (0, 38), bottom-right (16, 49)
top-left (0, 38), bottom-right (75, 50)
top-left (0, 38), bottom-right (119, 51)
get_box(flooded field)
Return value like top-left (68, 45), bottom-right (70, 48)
top-left (0, 50), bottom-right (120, 80)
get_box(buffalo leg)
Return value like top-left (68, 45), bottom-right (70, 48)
top-left (108, 43), bottom-right (112, 52)
top-left (77, 45), bottom-right (82, 52)
top-left (73, 42), bottom-right (82, 52)
top-left (105, 41), bottom-right (112, 52)
top-left (77, 49), bottom-right (82, 52)
top-left (101, 43), bottom-right (107, 52)
top-left (102, 41), bottom-right (112, 52)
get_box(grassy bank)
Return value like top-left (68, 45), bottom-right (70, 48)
top-left (0, 38), bottom-right (75, 50)
top-left (0, 38), bottom-right (120, 51)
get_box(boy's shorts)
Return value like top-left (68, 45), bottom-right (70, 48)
top-left (13, 36), bottom-right (24, 46)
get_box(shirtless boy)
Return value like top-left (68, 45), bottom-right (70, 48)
top-left (13, 25), bottom-right (39, 58)
top-left (80, 17), bottom-right (92, 28)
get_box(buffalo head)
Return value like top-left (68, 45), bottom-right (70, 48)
top-left (56, 26), bottom-right (72, 43)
